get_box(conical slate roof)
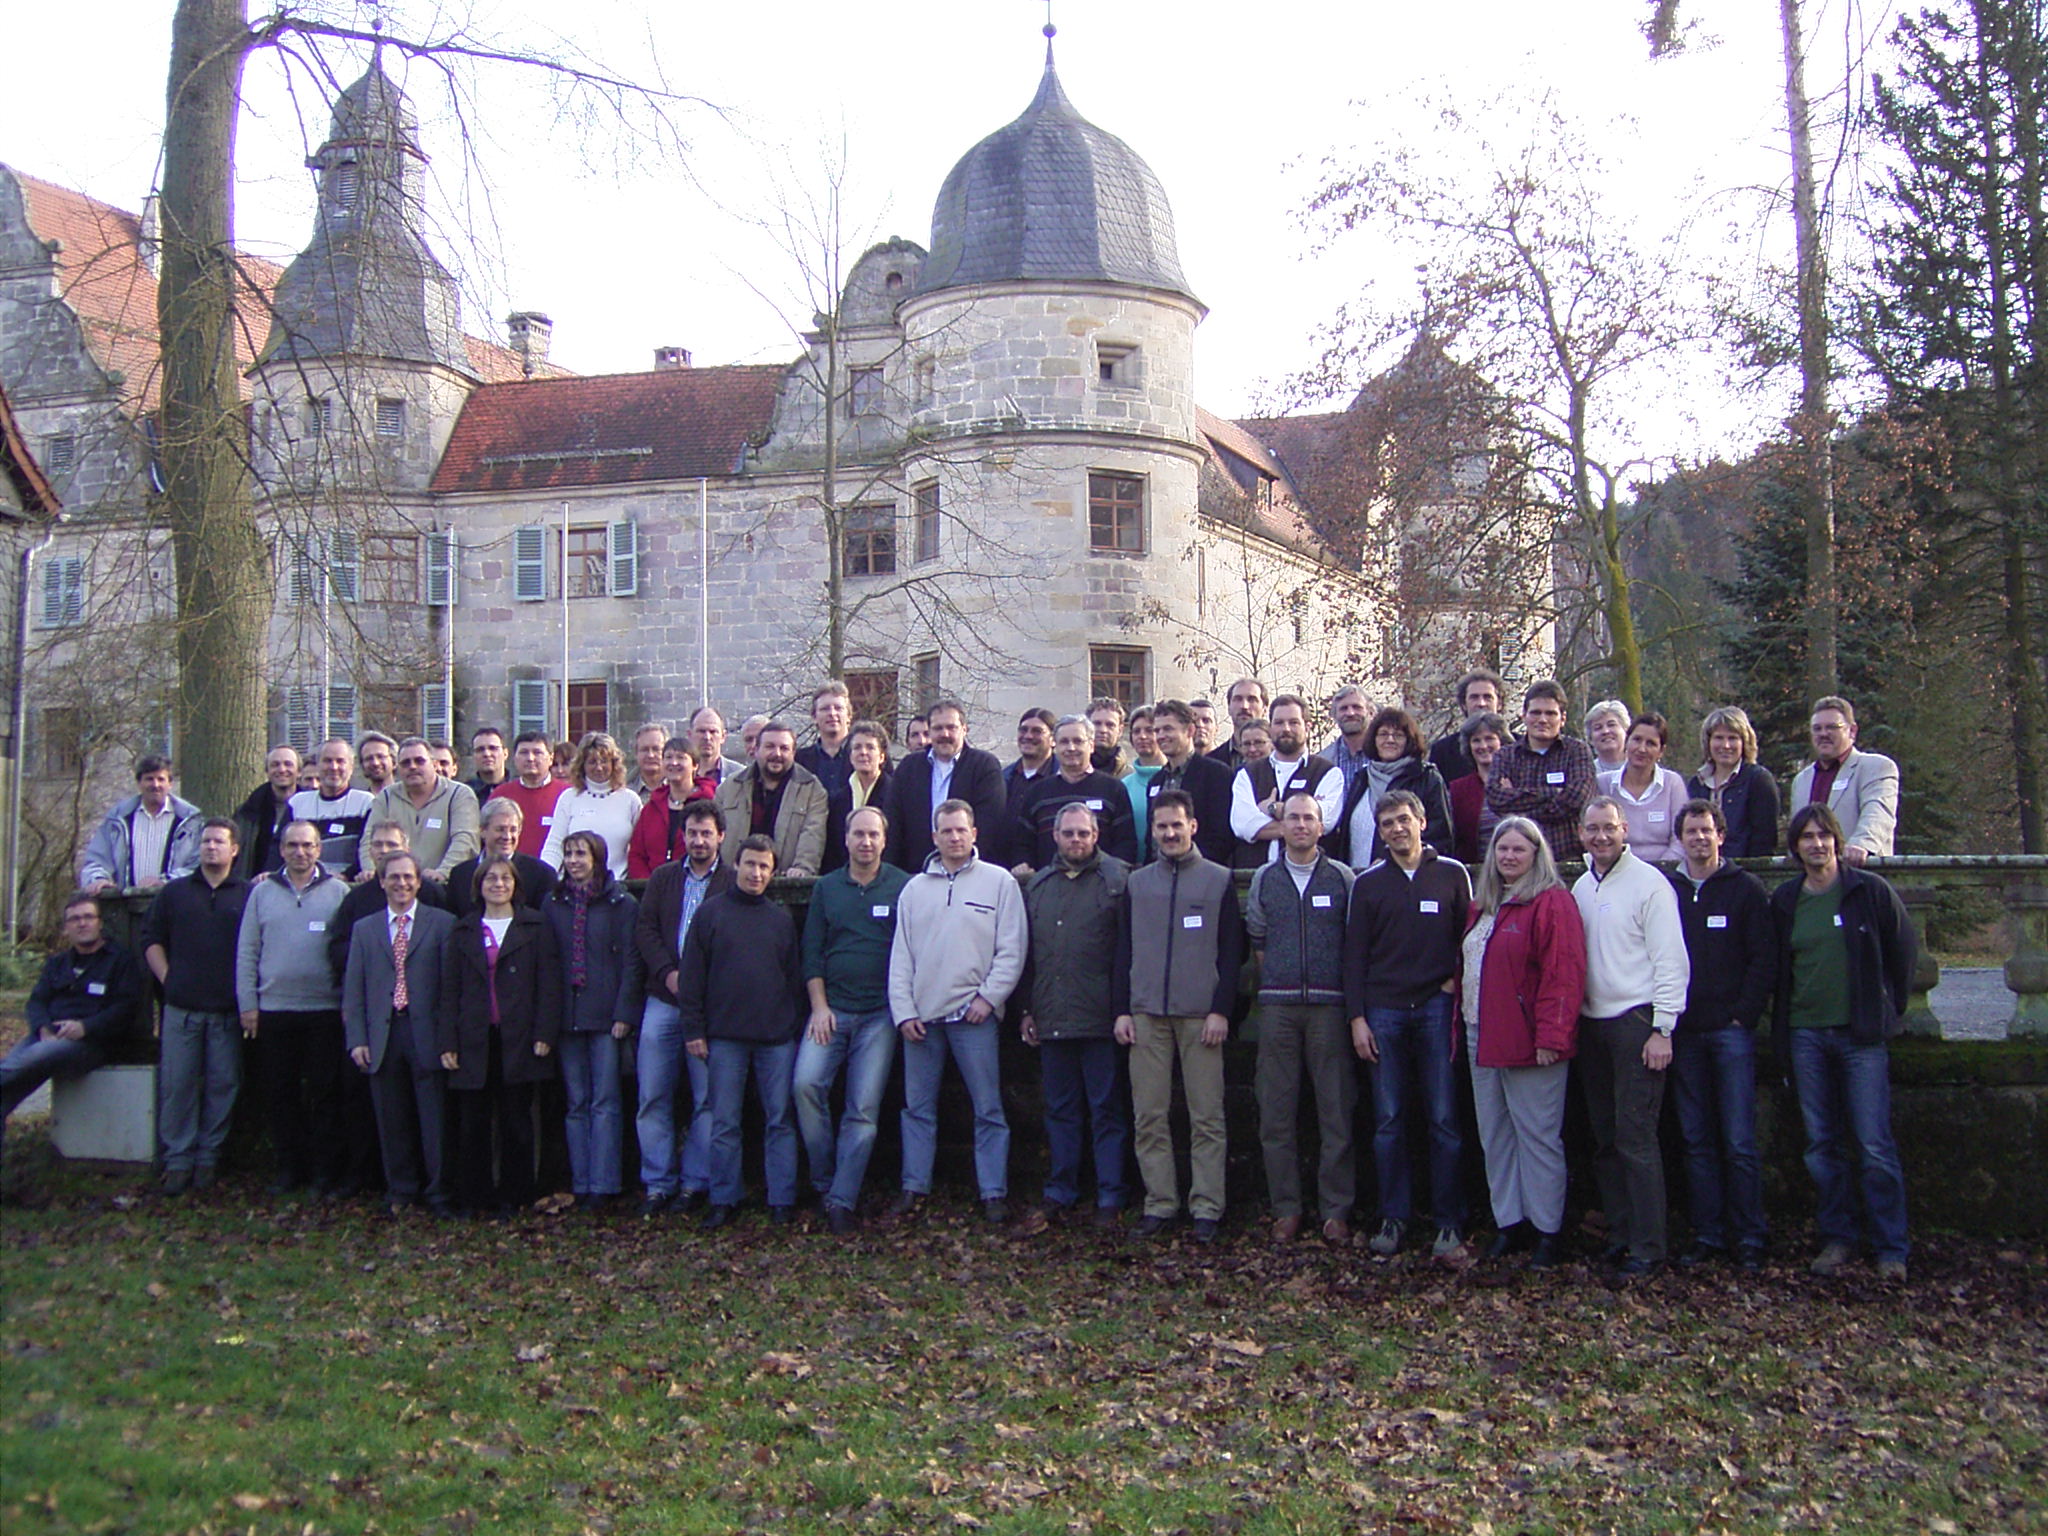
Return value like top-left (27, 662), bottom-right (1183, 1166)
top-left (916, 58), bottom-right (1196, 304)
top-left (259, 60), bottom-right (474, 377)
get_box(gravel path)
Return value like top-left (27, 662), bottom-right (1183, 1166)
top-left (1930, 967), bottom-right (2016, 1040)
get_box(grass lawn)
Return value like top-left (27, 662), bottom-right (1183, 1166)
top-left (3, 1134), bottom-right (2044, 1536)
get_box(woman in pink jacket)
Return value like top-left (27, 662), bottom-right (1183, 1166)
top-left (1461, 815), bottom-right (1587, 1267)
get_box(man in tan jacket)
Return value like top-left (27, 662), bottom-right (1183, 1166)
top-left (712, 721), bottom-right (829, 877)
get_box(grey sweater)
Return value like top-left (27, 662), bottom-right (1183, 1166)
top-left (235, 869), bottom-right (350, 1013)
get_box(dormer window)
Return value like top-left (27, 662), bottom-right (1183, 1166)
top-left (885, 271), bottom-right (904, 292)
top-left (1097, 342), bottom-right (1140, 389)
top-left (306, 397), bottom-right (332, 438)
top-left (333, 162), bottom-right (360, 211)
top-left (44, 432), bottom-right (76, 475)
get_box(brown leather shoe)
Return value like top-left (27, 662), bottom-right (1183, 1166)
top-left (1271, 1214), bottom-right (1302, 1243)
top-left (1322, 1217), bottom-right (1353, 1246)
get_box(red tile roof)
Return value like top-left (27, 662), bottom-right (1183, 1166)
top-left (14, 171), bottom-right (565, 410)
top-left (430, 365), bottom-right (791, 494)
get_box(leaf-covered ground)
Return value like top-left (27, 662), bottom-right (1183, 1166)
top-left (3, 1139), bottom-right (2043, 1536)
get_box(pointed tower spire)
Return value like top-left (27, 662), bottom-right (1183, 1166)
top-left (258, 57), bottom-right (473, 376)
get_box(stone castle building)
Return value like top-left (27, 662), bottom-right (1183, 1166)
top-left (0, 44), bottom-right (1551, 896)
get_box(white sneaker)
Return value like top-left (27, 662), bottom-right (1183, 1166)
top-left (1368, 1218), bottom-right (1405, 1257)
top-left (1431, 1225), bottom-right (1465, 1258)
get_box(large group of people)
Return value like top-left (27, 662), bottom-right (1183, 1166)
top-left (1, 674), bottom-right (1916, 1281)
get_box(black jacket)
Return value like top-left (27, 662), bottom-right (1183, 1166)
top-left (232, 782), bottom-right (295, 879)
top-left (140, 871), bottom-right (250, 1014)
top-left (436, 907), bottom-right (563, 1089)
top-left (1327, 754), bottom-right (1455, 867)
top-left (675, 888), bottom-right (805, 1045)
top-left (27, 942), bottom-right (143, 1044)
top-left (544, 872), bottom-right (643, 1033)
top-left (443, 852), bottom-right (556, 918)
top-left (1143, 752), bottom-right (1236, 867)
top-left (1685, 764), bottom-right (1783, 861)
top-left (882, 745), bottom-right (1007, 872)
top-left (1769, 864), bottom-right (1917, 1052)
top-left (1342, 849), bottom-right (1472, 1015)
top-left (635, 857), bottom-right (736, 1002)
top-left (1428, 730), bottom-right (1471, 787)
top-left (821, 767), bottom-right (892, 875)
top-left (1666, 859), bottom-right (1774, 1033)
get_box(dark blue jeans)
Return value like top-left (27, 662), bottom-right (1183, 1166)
top-left (1671, 1027), bottom-right (1766, 1250)
top-left (1039, 1036), bottom-right (1129, 1209)
top-left (1366, 994), bottom-right (1465, 1229)
top-left (1789, 1026), bottom-right (1909, 1262)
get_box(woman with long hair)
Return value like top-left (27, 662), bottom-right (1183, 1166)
top-left (540, 734), bottom-right (641, 880)
top-left (1463, 816), bottom-right (1587, 1267)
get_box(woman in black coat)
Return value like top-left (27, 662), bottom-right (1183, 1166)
top-left (438, 855), bottom-right (563, 1214)
top-left (819, 721), bottom-right (894, 874)
top-left (1330, 707), bottom-right (1456, 867)
top-left (1686, 705), bottom-right (1783, 860)
top-left (542, 831), bottom-right (643, 1207)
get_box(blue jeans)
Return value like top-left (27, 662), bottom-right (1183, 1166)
top-left (1040, 1037), bottom-right (1129, 1209)
top-left (158, 1006), bottom-right (242, 1172)
top-left (706, 1037), bottom-right (799, 1208)
top-left (637, 995), bottom-right (712, 1197)
top-left (1790, 1027), bottom-right (1909, 1262)
top-left (558, 1032), bottom-right (624, 1195)
top-left (1671, 1027), bottom-right (1766, 1250)
top-left (0, 1032), bottom-right (104, 1119)
top-left (900, 1018), bottom-right (1009, 1199)
top-left (1367, 994), bottom-right (1466, 1229)
top-left (793, 1007), bottom-right (897, 1212)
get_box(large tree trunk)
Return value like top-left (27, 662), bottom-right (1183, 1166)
top-left (158, 0), bottom-right (266, 817)
top-left (1781, 0), bottom-right (1838, 701)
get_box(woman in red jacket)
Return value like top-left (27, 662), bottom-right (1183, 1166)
top-left (1462, 815), bottom-right (1587, 1267)
top-left (627, 741), bottom-right (714, 879)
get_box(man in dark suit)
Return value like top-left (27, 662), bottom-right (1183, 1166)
top-left (343, 851), bottom-right (457, 1214)
top-left (882, 699), bottom-right (1006, 871)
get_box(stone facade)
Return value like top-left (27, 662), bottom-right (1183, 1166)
top-left (1, 53), bottom-right (1547, 909)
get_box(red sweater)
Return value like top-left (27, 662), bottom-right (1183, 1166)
top-left (488, 778), bottom-right (571, 860)
top-left (1462, 885), bottom-right (1586, 1067)
top-left (627, 781), bottom-right (714, 879)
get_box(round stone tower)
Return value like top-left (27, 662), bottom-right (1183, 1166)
top-left (896, 41), bottom-right (1209, 714)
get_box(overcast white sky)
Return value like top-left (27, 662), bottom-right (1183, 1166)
top-left (6, 0), bottom-right (1873, 455)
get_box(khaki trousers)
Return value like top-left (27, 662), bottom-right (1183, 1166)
top-left (1129, 1012), bottom-right (1227, 1221)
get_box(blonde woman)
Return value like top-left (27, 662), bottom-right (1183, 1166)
top-left (540, 734), bottom-right (642, 880)
top-left (1463, 816), bottom-right (1587, 1267)
top-left (1685, 706), bottom-right (1782, 859)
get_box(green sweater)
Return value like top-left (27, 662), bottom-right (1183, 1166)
top-left (1788, 883), bottom-right (1851, 1030)
top-left (801, 862), bottom-right (911, 1013)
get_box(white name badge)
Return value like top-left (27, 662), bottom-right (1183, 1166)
top-left (328, 823), bottom-right (345, 835)
top-left (87, 981), bottom-right (107, 995)
top-left (1833, 914), bottom-right (1844, 927)
top-left (1149, 783), bottom-right (1161, 797)
top-left (1420, 899), bottom-right (1440, 914)
top-left (1546, 772), bottom-right (1566, 785)
top-left (308, 920), bottom-right (326, 932)
top-left (425, 818), bottom-right (444, 830)
top-left (1597, 902), bottom-right (1612, 914)
top-left (540, 816), bottom-right (554, 826)
top-left (871, 904), bottom-right (891, 918)
top-left (1183, 914), bottom-right (1204, 929)
top-left (1288, 778), bottom-right (1307, 792)
top-left (1087, 799), bottom-right (1104, 810)
top-left (1311, 895), bottom-right (1333, 908)
top-left (1706, 914), bottom-right (1728, 929)
top-left (1648, 811), bottom-right (1667, 822)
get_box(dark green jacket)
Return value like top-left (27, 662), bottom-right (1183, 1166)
top-left (1020, 851), bottom-right (1129, 1039)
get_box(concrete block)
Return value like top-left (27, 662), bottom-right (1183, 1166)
top-left (51, 1065), bottom-right (157, 1163)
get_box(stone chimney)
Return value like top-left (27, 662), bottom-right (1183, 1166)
top-left (506, 311), bottom-right (553, 375)
top-left (653, 345), bottom-right (692, 371)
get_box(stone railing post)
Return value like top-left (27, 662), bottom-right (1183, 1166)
top-left (2004, 880), bottom-right (2048, 1038)
top-left (1894, 879), bottom-right (1944, 1036)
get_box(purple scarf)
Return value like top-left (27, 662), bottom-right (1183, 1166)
top-left (568, 882), bottom-right (591, 990)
